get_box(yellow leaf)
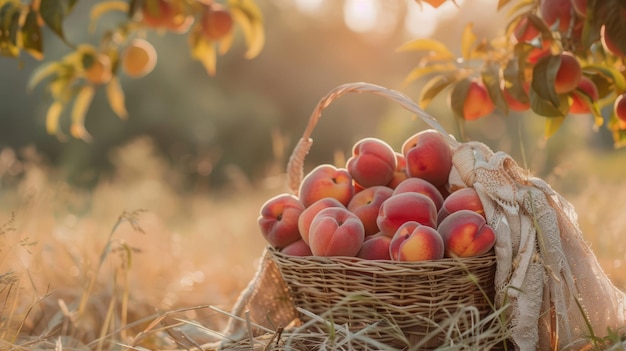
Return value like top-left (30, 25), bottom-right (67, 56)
top-left (71, 85), bottom-right (95, 142)
top-left (544, 116), bottom-right (565, 139)
top-left (28, 61), bottom-right (61, 91)
top-left (218, 27), bottom-right (235, 55)
top-left (403, 63), bottom-right (456, 86)
top-left (461, 22), bottom-right (477, 61)
top-left (46, 101), bottom-right (64, 135)
top-left (90, 1), bottom-right (129, 33)
top-left (396, 38), bottom-right (454, 59)
top-left (229, 0), bottom-right (265, 59)
top-left (189, 28), bottom-right (217, 76)
top-left (106, 76), bottom-right (128, 120)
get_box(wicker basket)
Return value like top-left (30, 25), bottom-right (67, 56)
top-left (267, 82), bottom-right (502, 349)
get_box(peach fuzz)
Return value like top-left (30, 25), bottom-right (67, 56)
top-left (298, 197), bottom-right (345, 245)
top-left (258, 193), bottom-right (305, 249)
top-left (569, 76), bottom-right (599, 114)
top-left (357, 233), bottom-right (392, 260)
top-left (280, 239), bottom-right (312, 256)
top-left (389, 221), bottom-right (444, 261)
top-left (387, 152), bottom-right (409, 189)
top-left (392, 177), bottom-right (444, 211)
top-left (298, 164), bottom-right (354, 207)
top-left (308, 207), bottom-right (365, 257)
top-left (347, 186), bottom-right (393, 236)
top-left (401, 129), bottom-right (453, 188)
top-left (437, 187), bottom-right (485, 224)
top-left (377, 192), bottom-right (438, 237)
top-left (346, 137), bottom-right (397, 188)
top-left (437, 210), bottom-right (496, 258)
top-left (554, 52), bottom-right (582, 94)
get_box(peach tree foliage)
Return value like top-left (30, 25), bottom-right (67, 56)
top-left (410, 0), bottom-right (626, 148)
top-left (0, 0), bottom-right (263, 141)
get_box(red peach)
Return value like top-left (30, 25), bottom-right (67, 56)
top-left (298, 197), bottom-right (345, 245)
top-left (541, 0), bottom-right (574, 33)
top-left (401, 129), bottom-right (453, 188)
top-left (357, 233), bottom-right (392, 260)
top-left (569, 76), bottom-right (599, 114)
top-left (527, 39), bottom-right (553, 64)
top-left (601, 25), bottom-right (625, 57)
top-left (308, 207), bottom-right (365, 257)
top-left (389, 221), bottom-right (444, 261)
top-left (258, 194), bottom-right (305, 249)
top-left (437, 187), bottom-right (485, 224)
top-left (462, 79), bottom-right (495, 121)
top-left (347, 186), bottom-right (394, 236)
top-left (392, 177), bottom-right (444, 211)
top-left (386, 152), bottom-right (409, 189)
top-left (376, 192), bottom-right (438, 236)
top-left (437, 210), bottom-right (496, 258)
top-left (298, 164), bottom-right (354, 207)
top-left (502, 82), bottom-right (530, 112)
top-left (571, 0), bottom-right (587, 17)
top-left (280, 239), bottom-right (312, 256)
top-left (514, 15), bottom-right (541, 43)
top-left (554, 52), bottom-right (582, 94)
top-left (346, 137), bottom-right (397, 188)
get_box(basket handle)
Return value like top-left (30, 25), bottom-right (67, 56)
top-left (287, 82), bottom-right (460, 194)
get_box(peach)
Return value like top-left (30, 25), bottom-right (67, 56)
top-left (462, 79), bottom-right (495, 121)
top-left (298, 197), bottom-right (345, 245)
top-left (377, 192), bottom-right (438, 236)
top-left (401, 129), bottom-right (452, 188)
top-left (601, 25), bottom-right (625, 57)
top-left (569, 76), bottom-right (599, 114)
top-left (346, 137), bottom-right (397, 188)
top-left (280, 239), bottom-right (312, 256)
top-left (438, 210), bottom-right (496, 258)
top-left (308, 207), bottom-right (365, 257)
top-left (502, 82), bottom-right (530, 112)
top-left (514, 15), bottom-right (541, 43)
top-left (201, 3), bottom-right (234, 41)
top-left (571, 0), bottom-right (587, 17)
top-left (554, 52), bottom-right (582, 94)
top-left (614, 93), bottom-right (626, 129)
top-left (527, 39), bottom-right (553, 64)
top-left (141, 0), bottom-right (194, 33)
top-left (386, 152), bottom-right (409, 189)
top-left (437, 187), bottom-right (485, 224)
top-left (389, 221), bottom-right (444, 261)
top-left (357, 233), bottom-right (392, 260)
top-left (392, 177), bottom-right (444, 211)
top-left (258, 194), bottom-right (305, 249)
top-left (347, 185), bottom-right (393, 236)
top-left (541, 0), bottom-right (574, 33)
top-left (298, 164), bottom-right (354, 207)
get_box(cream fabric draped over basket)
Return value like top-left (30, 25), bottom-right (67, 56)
top-left (221, 82), bottom-right (626, 350)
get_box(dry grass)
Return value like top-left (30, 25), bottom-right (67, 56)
top-left (0, 137), bottom-right (625, 350)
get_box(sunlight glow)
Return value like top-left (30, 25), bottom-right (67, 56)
top-left (293, 0), bottom-right (324, 13)
top-left (344, 0), bottom-right (379, 33)
top-left (405, 0), bottom-right (465, 37)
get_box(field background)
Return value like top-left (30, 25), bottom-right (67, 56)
top-left (1, 0), bottom-right (625, 348)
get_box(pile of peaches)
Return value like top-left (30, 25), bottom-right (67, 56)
top-left (258, 130), bottom-right (496, 262)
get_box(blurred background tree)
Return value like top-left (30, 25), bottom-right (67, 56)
top-left (0, 0), bottom-right (624, 193)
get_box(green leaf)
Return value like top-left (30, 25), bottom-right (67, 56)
top-left (503, 57), bottom-right (528, 104)
top-left (449, 78), bottom-right (471, 119)
top-left (544, 116), bottom-right (565, 139)
top-left (418, 74), bottom-right (455, 109)
top-left (189, 27), bottom-right (216, 76)
top-left (532, 54), bottom-right (561, 108)
top-left (0, 2), bottom-right (20, 58)
top-left (70, 85), bottom-right (95, 142)
top-left (229, 0), bottom-right (265, 59)
top-left (21, 9), bottom-right (44, 60)
top-left (461, 22), bottom-right (476, 61)
top-left (403, 63), bottom-right (456, 86)
top-left (396, 38), bottom-right (455, 59)
top-left (90, 1), bottom-right (129, 33)
top-left (106, 76), bottom-right (128, 120)
top-left (39, 0), bottom-right (72, 42)
top-left (481, 62), bottom-right (508, 115)
top-left (46, 101), bottom-right (64, 135)
top-left (584, 64), bottom-right (626, 94)
top-left (529, 84), bottom-right (569, 117)
top-left (526, 13), bottom-right (553, 41)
